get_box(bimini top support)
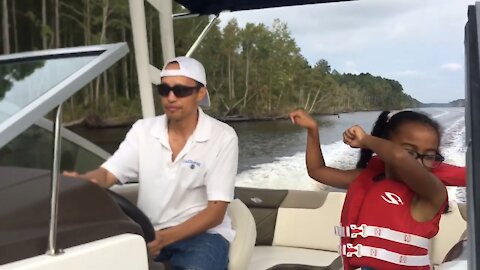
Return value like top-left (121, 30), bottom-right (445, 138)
top-left (186, 15), bottom-right (219, 57)
top-left (173, 12), bottom-right (201, 20)
top-left (129, 0), bottom-right (157, 118)
top-left (130, 0), bottom-right (176, 118)
top-left (145, 0), bottom-right (176, 62)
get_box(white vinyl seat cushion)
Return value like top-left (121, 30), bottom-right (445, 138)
top-left (431, 201), bottom-right (467, 266)
top-left (436, 260), bottom-right (468, 270)
top-left (228, 199), bottom-right (257, 270)
top-left (247, 192), bottom-right (345, 269)
top-left (248, 246), bottom-right (339, 270)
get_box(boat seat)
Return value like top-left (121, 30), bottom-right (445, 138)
top-left (249, 246), bottom-right (340, 270)
top-left (265, 256), bottom-right (342, 270)
top-left (435, 203), bottom-right (468, 270)
top-left (430, 201), bottom-right (467, 267)
top-left (228, 199), bottom-right (257, 270)
top-left (249, 191), bottom-right (346, 270)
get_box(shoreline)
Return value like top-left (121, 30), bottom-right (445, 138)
top-left (64, 105), bottom-right (463, 129)
top-left (64, 112), bottom-right (344, 129)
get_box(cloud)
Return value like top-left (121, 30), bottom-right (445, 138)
top-left (218, 0), bottom-right (437, 54)
top-left (394, 70), bottom-right (426, 77)
top-left (441, 63), bottom-right (462, 71)
top-left (217, 0), bottom-right (476, 102)
top-left (387, 23), bottom-right (409, 40)
top-left (345, 61), bottom-right (359, 74)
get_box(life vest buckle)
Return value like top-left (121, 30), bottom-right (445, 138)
top-left (349, 224), bottom-right (367, 238)
top-left (345, 243), bottom-right (362, 258)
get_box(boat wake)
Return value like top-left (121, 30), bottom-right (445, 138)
top-left (235, 141), bottom-right (359, 191)
top-left (441, 116), bottom-right (466, 166)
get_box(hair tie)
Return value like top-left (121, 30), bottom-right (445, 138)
top-left (387, 111), bottom-right (398, 122)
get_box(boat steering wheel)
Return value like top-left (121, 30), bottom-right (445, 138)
top-left (106, 189), bottom-right (156, 243)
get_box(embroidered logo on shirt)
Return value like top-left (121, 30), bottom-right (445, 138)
top-left (184, 159), bottom-right (201, 169)
top-left (381, 192), bottom-right (404, 205)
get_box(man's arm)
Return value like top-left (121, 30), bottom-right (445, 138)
top-left (64, 167), bottom-right (118, 188)
top-left (64, 121), bottom-right (141, 187)
top-left (147, 201), bottom-right (228, 256)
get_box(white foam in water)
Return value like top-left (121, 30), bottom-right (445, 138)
top-left (440, 116), bottom-right (467, 203)
top-left (235, 152), bottom-right (320, 191)
top-left (431, 110), bottom-right (450, 119)
top-left (236, 109), bottom-right (467, 203)
top-left (236, 140), bottom-right (360, 191)
top-left (441, 116), bottom-right (466, 166)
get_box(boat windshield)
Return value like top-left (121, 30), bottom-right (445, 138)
top-left (0, 55), bottom-right (96, 124)
top-left (0, 44), bottom-right (128, 149)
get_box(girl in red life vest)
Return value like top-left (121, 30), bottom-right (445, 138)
top-left (289, 109), bottom-right (458, 270)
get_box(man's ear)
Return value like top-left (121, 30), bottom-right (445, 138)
top-left (197, 87), bottom-right (207, 102)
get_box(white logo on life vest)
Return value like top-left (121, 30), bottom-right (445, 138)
top-left (404, 234), bottom-right (412, 243)
top-left (381, 192), bottom-right (404, 205)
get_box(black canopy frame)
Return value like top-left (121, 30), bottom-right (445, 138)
top-left (175, 0), bottom-right (355, 16)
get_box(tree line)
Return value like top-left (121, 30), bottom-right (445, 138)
top-left (0, 0), bottom-right (419, 123)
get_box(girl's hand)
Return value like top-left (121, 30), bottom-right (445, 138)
top-left (343, 125), bottom-right (368, 148)
top-left (289, 109), bottom-right (318, 130)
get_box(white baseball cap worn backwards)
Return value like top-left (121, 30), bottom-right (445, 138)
top-left (160, 56), bottom-right (211, 108)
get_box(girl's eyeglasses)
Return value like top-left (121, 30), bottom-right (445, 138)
top-left (404, 149), bottom-right (445, 169)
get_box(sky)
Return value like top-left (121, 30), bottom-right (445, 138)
top-left (218, 0), bottom-right (477, 103)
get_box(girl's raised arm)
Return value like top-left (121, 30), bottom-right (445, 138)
top-left (289, 109), bottom-right (361, 189)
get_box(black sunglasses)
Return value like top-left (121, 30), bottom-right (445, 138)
top-left (404, 149), bottom-right (445, 169)
top-left (155, 83), bottom-right (200, 98)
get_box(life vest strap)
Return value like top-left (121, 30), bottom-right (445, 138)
top-left (340, 243), bottom-right (430, 267)
top-left (335, 224), bottom-right (430, 249)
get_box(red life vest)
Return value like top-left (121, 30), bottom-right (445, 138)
top-left (337, 157), bottom-right (463, 270)
top-left (431, 162), bottom-right (466, 187)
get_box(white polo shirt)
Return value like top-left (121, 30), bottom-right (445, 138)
top-left (102, 108), bottom-right (238, 242)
